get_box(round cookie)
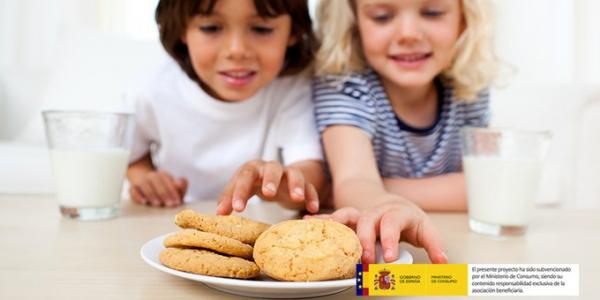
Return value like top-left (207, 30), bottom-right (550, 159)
top-left (253, 218), bottom-right (362, 281)
top-left (160, 248), bottom-right (260, 279)
top-left (164, 229), bottom-right (254, 259)
top-left (174, 209), bottom-right (271, 245)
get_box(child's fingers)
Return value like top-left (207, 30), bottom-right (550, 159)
top-left (157, 172), bottom-right (180, 202)
top-left (379, 211), bottom-right (407, 263)
top-left (285, 168), bottom-right (305, 202)
top-left (158, 173), bottom-right (183, 207)
top-left (304, 208), bottom-right (359, 229)
top-left (216, 173), bottom-right (239, 215)
top-left (419, 220), bottom-right (448, 264)
top-left (304, 183), bottom-right (319, 213)
top-left (261, 161), bottom-right (283, 198)
top-left (303, 213), bottom-right (331, 220)
top-left (129, 185), bottom-right (146, 204)
top-left (329, 207), bottom-right (361, 230)
top-left (216, 185), bottom-right (235, 215)
top-left (148, 173), bottom-right (177, 206)
top-left (356, 211), bottom-right (382, 264)
top-left (175, 178), bottom-right (188, 198)
top-left (147, 173), bottom-right (169, 202)
top-left (137, 180), bottom-right (159, 206)
top-left (231, 166), bottom-right (260, 212)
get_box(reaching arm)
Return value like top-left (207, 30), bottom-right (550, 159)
top-left (319, 126), bottom-right (448, 264)
top-left (322, 126), bottom-right (397, 210)
top-left (383, 173), bottom-right (467, 212)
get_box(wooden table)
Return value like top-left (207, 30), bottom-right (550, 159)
top-left (0, 194), bottom-right (598, 299)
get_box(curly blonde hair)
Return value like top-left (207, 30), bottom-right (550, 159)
top-left (315, 0), bottom-right (499, 101)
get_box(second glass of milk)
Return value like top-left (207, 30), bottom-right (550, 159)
top-left (43, 111), bottom-right (133, 220)
top-left (461, 127), bottom-right (551, 236)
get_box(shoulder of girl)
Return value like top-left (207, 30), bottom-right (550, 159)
top-left (478, 88), bottom-right (491, 99)
top-left (469, 88), bottom-right (491, 105)
top-left (315, 72), bottom-right (370, 92)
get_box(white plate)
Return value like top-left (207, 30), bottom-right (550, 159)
top-left (140, 233), bottom-right (413, 298)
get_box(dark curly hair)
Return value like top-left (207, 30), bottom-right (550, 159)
top-left (155, 0), bottom-right (316, 82)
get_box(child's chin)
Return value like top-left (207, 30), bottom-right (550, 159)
top-left (220, 92), bottom-right (257, 102)
top-left (213, 89), bottom-right (259, 102)
top-left (390, 75), bottom-right (436, 89)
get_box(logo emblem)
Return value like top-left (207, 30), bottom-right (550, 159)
top-left (374, 269), bottom-right (396, 290)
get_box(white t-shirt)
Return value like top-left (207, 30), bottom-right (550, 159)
top-left (127, 60), bottom-right (322, 201)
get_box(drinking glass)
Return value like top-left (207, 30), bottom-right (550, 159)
top-left (462, 127), bottom-right (551, 236)
top-left (43, 110), bottom-right (133, 220)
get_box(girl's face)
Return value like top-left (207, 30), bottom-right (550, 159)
top-left (182, 0), bottom-right (296, 102)
top-left (356, 0), bottom-right (464, 90)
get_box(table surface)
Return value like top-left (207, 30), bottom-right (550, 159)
top-left (0, 194), bottom-right (598, 299)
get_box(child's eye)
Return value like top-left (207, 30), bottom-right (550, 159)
top-left (251, 25), bottom-right (274, 35)
top-left (199, 25), bottom-right (222, 33)
top-left (421, 9), bottom-right (446, 18)
top-left (371, 13), bottom-right (393, 24)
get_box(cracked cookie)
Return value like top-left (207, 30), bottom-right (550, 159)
top-left (253, 218), bottom-right (362, 281)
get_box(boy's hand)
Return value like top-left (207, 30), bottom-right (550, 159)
top-left (306, 199), bottom-right (447, 264)
top-left (216, 160), bottom-right (319, 215)
top-left (129, 171), bottom-right (187, 208)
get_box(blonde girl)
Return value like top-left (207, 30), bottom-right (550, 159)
top-left (309, 0), bottom-right (499, 263)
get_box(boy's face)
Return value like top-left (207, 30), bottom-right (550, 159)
top-left (182, 0), bottom-right (295, 102)
top-left (356, 0), bottom-right (463, 91)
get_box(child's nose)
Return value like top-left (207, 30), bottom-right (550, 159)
top-left (394, 15), bottom-right (423, 44)
top-left (225, 31), bottom-right (250, 60)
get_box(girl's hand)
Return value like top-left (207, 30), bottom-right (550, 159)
top-left (129, 171), bottom-right (187, 208)
top-left (216, 160), bottom-right (319, 215)
top-left (306, 199), bottom-right (447, 264)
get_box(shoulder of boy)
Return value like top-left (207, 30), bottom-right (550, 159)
top-left (127, 60), bottom-right (175, 92)
top-left (271, 72), bottom-right (312, 98)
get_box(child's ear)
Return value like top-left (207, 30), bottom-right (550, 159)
top-left (459, 13), bottom-right (467, 35)
top-left (287, 34), bottom-right (298, 47)
top-left (181, 30), bottom-right (189, 44)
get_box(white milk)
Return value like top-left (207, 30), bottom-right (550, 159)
top-left (51, 148), bottom-right (130, 208)
top-left (463, 156), bottom-right (544, 226)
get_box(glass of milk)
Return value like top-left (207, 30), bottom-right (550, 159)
top-left (43, 111), bottom-right (133, 220)
top-left (461, 127), bottom-right (551, 236)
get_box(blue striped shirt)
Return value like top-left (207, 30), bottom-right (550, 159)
top-left (313, 69), bottom-right (489, 178)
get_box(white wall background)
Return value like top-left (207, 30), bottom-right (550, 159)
top-left (0, 0), bottom-right (161, 139)
top-left (494, 0), bottom-right (600, 85)
top-left (0, 0), bottom-right (599, 207)
top-left (0, 0), bottom-right (158, 70)
top-left (489, 0), bottom-right (600, 208)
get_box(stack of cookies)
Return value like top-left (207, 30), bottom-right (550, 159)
top-left (159, 209), bottom-right (271, 279)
